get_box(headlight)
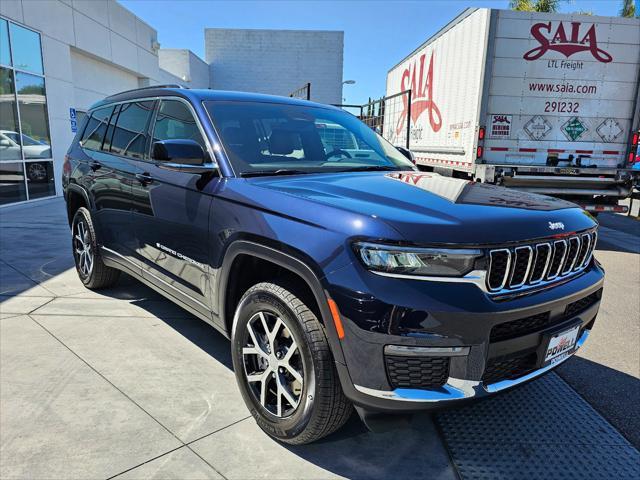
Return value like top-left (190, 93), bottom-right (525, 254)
top-left (354, 242), bottom-right (482, 277)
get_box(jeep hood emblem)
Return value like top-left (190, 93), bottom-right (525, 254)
top-left (548, 221), bottom-right (565, 230)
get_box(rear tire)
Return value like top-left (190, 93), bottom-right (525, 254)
top-left (231, 282), bottom-right (352, 444)
top-left (71, 207), bottom-right (120, 289)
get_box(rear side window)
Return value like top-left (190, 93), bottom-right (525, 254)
top-left (109, 101), bottom-right (154, 159)
top-left (152, 100), bottom-right (206, 152)
top-left (81, 106), bottom-right (113, 151)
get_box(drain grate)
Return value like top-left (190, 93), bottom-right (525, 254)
top-left (435, 373), bottom-right (640, 479)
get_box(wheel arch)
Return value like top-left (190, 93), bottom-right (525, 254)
top-left (217, 240), bottom-right (346, 365)
top-left (65, 184), bottom-right (91, 226)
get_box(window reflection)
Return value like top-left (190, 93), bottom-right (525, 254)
top-left (0, 19), bottom-right (10, 67)
top-left (0, 67), bottom-right (21, 161)
top-left (9, 23), bottom-right (43, 74)
top-left (110, 101), bottom-right (154, 158)
top-left (26, 160), bottom-right (55, 199)
top-left (0, 162), bottom-right (27, 205)
top-left (16, 72), bottom-right (51, 158)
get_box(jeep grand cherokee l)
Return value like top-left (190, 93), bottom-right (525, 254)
top-left (62, 86), bottom-right (604, 444)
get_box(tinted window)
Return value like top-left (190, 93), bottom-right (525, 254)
top-left (9, 23), bottom-right (43, 75)
top-left (16, 72), bottom-right (51, 158)
top-left (109, 101), bottom-right (154, 159)
top-left (0, 67), bottom-right (21, 161)
top-left (152, 100), bottom-right (205, 152)
top-left (205, 101), bottom-right (414, 175)
top-left (82, 106), bottom-right (113, 151)
top-left (0, 19), bottom-right (10, 67)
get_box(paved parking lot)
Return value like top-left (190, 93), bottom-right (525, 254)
top-left (1, 198), bottom-right (639, 479)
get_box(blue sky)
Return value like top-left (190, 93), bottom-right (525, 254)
top-left (121, 0), bottom-right (626, 104)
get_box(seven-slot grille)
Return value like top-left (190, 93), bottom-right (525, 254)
top-left (487, 230), bottom-right (597, 292)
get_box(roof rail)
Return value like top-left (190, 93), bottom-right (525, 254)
top-left (106, 84), bottom-right (187, 99)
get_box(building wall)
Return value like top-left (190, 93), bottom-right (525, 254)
top-left (205, 28), bottom-right (343, 104)
top-left (0, 0), bottom-right (198, 203)
top-left (159, 49), bottom-right (210, 88)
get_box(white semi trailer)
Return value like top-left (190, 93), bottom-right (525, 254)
top-left (385, 8), bottom-right (640, 213)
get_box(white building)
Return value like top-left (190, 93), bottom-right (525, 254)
top-left (0, 0), bottom-right (344, 207)
top-left (205, 28), bottom-right (344, 105)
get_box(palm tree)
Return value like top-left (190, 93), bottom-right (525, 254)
top-left (510, 0), bottom-right (563, 12)
top-left (620, 0), bottom-right (636, 17)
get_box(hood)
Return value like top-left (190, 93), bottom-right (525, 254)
top-left (238, 171), bottom-right (596, 245)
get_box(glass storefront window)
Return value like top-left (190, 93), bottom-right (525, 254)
top-left (0, 17), bottom-right (53, 205)
top-left (0, 67), bottom-right (21, 161)
top-left (0, 162), bottom-right (27, 205)
top-left (9, 22), bottom-right (43, 75)
top-left (15, 72), bottom-right (51, 158)
top-left (26, 160), bottom-right (55, 199)
top-left (0, 19), bottom-right (10, 67)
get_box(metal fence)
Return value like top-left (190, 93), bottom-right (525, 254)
top-left (334, 90), bottom-right (412, 148)
top-left (289, 82), bottom-right (311, 101)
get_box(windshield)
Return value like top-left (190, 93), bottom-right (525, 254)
top-left (204, 101), bottom-right (415, 176)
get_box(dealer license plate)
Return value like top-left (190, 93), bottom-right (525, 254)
top-left (543, 325), bottom-right (580, 367)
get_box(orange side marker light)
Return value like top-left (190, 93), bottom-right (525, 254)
top-left (327, 298), bottom-right (345, 340)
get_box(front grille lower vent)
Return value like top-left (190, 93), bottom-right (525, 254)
top-left (486, 230), bottom-right (597, 293)
top-left (490, 312), bottom-right (551, 342)
top-left (482, 351), bottom-right (538, 385)
top-left (565, 289), bottom-right (603, 319)
top-left (385, 355), bottom-right (450, 389)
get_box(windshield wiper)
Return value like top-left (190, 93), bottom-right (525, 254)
top-left (334, 165), bottom-right (401, 173)
top-left (240, 169), bottom-right (309, 178)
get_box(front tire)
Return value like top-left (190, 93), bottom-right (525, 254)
top-left (71, 207), bottom-right (120, 289)
top-left (231, 282), bottom-right (352, 444)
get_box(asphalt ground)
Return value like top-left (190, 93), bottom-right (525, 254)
top-left (1, 197), bottom-right (638, 479)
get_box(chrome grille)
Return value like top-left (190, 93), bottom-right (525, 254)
top-left (486, 230), bottom-right (597, 294)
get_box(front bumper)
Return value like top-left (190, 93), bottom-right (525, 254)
top-left (326, 260), bottom-right (604, 413)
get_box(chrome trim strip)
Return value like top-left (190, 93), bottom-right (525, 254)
top-left (562, 236), bottom-right (580, 274)
top-left (384, 345), bottom-right (470, 357)
top-left (488, 249), bottom-right (511, 291)
top-left (547, 239), bottom-right (568, 280)
top-left (586, 231), bottom-right (597, 266)
top-left (371, 269), bottom-right (488, 290)
top-left (101, 247), bottom-right (209, 311)
top-left (354, 330), bottom-right (590, 403)
top-left (509, 246), bottom-right (533, 288)
top-left (529, 242), bottom-right (552, 284)
top-left (354, 378), bottom-right (480, 402)
top-left (485, 330), bottom-right (589, 393)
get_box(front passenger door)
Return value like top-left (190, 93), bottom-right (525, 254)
top-left (132, 99), bottom-right (217, 318)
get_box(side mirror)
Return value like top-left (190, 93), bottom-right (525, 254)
top-left (0, 139), bottom-right (11, 147)
top-left (152, 139), bottom-right (205, 165)
top-left (396, 146), bottom-right (415, 164)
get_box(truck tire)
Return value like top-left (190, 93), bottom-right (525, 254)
top-left (71, 207), bottom-right (120, 289)
top-left (231, 281), bottom-right (352, 444)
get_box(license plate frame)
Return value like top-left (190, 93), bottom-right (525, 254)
top-left (540, 322), bottom-right (581, 368)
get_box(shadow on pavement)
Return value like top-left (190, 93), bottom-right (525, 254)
top-left (557, 356), bottom-right (640, 449)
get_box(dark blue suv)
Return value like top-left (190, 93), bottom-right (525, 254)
top-left (62, 86), bottom-right (604, 444)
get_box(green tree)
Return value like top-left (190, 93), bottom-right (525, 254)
top-left (620, 0), bottom-right (636, 17)
top-left (510, 0), bottom-right (563, 12)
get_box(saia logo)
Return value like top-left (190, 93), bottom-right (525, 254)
top-left (523, 21), bottom-right (613, 63)
top-left (396, 52), bottom-right (442, 136)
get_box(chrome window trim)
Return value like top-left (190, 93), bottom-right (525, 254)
top-left (488, 249), bottom-right (511, 291)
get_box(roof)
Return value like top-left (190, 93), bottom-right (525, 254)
top-left (91, 87), bottom-right (337, 111)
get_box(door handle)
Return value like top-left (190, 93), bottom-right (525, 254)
top-left (135, 172), bottom-right (154, 185)
top-left (89, 161), bottom-right (102, 171)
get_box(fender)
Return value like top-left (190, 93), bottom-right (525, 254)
top-left (64, 183), bottom-right (93, 222)
top-left (217, 239), bottom-right (347, 366)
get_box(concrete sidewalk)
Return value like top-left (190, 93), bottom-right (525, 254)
top-left (1, 197), bottom-right (639, 479)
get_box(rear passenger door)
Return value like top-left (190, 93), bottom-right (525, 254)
top-left (131, 98), bottom-right (216, 317)
top-left (79, 104), bottom-right (137, 264)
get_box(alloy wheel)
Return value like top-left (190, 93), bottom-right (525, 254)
top-left (73, 220), bottom-right (93, 277)
top-left (242, 311), bottom-right (304, 417)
